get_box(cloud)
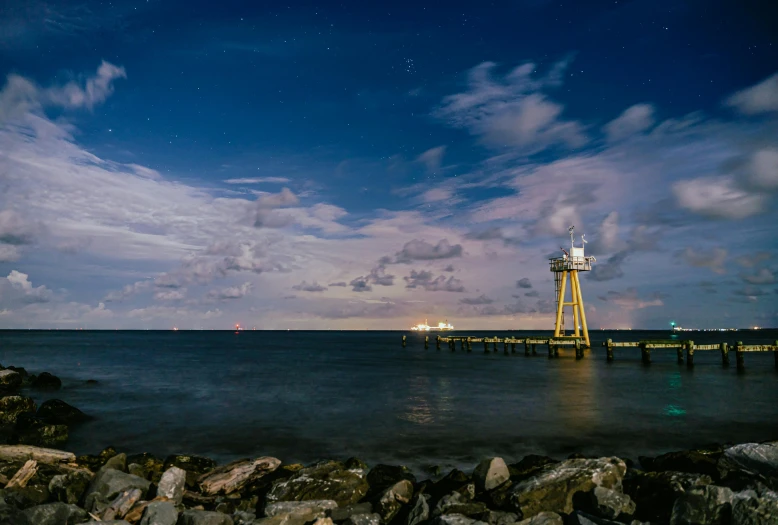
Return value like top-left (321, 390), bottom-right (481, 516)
top-left (604, 104), bottom-right (655, 142)
top-left (588, 211), bottom-right (620, 254)
top-left (154, 289), bottom-right (187, 301)
top-left (349, 277), bottom-right (372, 292)
top-left (747, 148), bottom-right (778, 190)
top-left (676, 247), bottom-right (727, 275)
top-left (45, 61), bottom-right (127, 110)
top-left (462, 227), bottom-right (521, 246)
top-left (420, 187), bottom-right (454, 203)
top-left (434, 59), bottom-right (586, 153)
top-left (725, 72), bottom-right (778, 115)
top-left (2, 270), bottom-right (52, 304)
top-left (328, 281), bottom-right (347, 287)
top-left (524, 290), bottom-right (540, 297)
top-left (207, 282), bottom-right (252, 300)
top-left (224, 177), bottom-right (291, 184)
top-left (254, 188), bottom-right (300, 228)
top-left (460, 294), bottom-right (494, 305)
top-left (672, 176), bottom-right (767, 219)
top-left (516, 278), bottom-right (532, 289)
top-left (292, 281), bottom-right (327, 292)
top-left (589, 251), bottom-right (628, 281)
top-left (0, 210), bottom-right (39, 245)
top-left (443, 265), bottom-right (456, 272)
top-left (741, 268), bottom-right (775, 285)
top-left (598, 288), bottom-right (664, 310)
top-left (732, 287), bottom-right (771, 300)
top-left (404, 270), bottom-right (465, 292)
top-left (393, 239), bottom-right (463, 263)
top-left (417, 146), bottom-right (446, 172)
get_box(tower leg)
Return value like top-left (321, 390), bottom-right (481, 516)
top-left (573, 271), bottom-right (590, 347)
top-left (570, 271), bottom-right (580, 338)
top-left (553, 271), bottom-right (568, 337)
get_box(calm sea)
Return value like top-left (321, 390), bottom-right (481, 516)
top-left (1, 330), bottom-right (776, 475)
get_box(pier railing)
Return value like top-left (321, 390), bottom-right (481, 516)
top-left (398, 334), bottom-right (778, 371)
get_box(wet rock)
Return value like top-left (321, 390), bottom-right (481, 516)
top-left (577, 486), bottom-right (636, 520)
top-left (77, 446), bottom-right (119, 471)
top-left (367, 464), bottom-right (416, 496)
top-left (157, 466), bottom-right (186, 505)
top-left (434, 488), bottom-right (487, 518)
top-left (508, 456), bottom-right (558, 482)
top-left (85, 521), bottom-right (132, 525)
top-left (431, 513), bottom-right (487, 525)
top-left (21, 502), bottom-right (88, 525)
top-left (232, 511), bottom-right (256, 525)
top-left (566, 511), bottom-right (623, 525)
top-left (126, 453), bottom-right (164, 482)
top-left (0, 370), bottom-right (22, 395)
top-left (329, 502), bottom-right (372, 521)
top-left (516, 511), bottom-right (563, 525)
top-left (345, 458), bottom-right (368, 470)
top-left (10, 413), bottom-right (68, 447)
top-left (266, 460), bottom-right (369, 507)
top-left (48, 469), bottom-right (93, 504)
top-left (670, 485), bottom-right (734, 525)
top-left (36, 399), bottom-right (90, 425)
top-left (178, 509), bottom-right (234, 524)
top-left (509, 457), bottom-right (627, 518)
top-left (623, 470), bottom-right (713, 523)
top-left (140, 500), bottom-right (178, 525)
top-left (103, 452), bottom-right (128, 472)
top-left (0, 500), bottom-right (31, 525)
top-left (30, 372), bottom-right (62, 391)
top-left (345, 514), bottom-right (380, 525)
top-left (731, 490), bottom-right (778, 525)
top-left (406, 494), bottom-right (430, 525)
top-left (265, 500), bottom-right (338, 517)
top-left (163, 454), bottom-right (217, 487)
top-left (640, 449), bottom-right (721, 480)
top-left (722, 441), bottom-right (778, 479)
top-left (0, 396), bottom-right (36, 425)
top-left (377, 479), bottom-right (414, 522)
top-left (84, 466), bottom-right (151, 512)
top-left (0, 484), bottom-right (50, 509)
top-left (483, 480), bottom-right (514, 510)
top-left (473, 458), bottom-right (509, 493)
top-left (425, 470), bottom-right (472, 507)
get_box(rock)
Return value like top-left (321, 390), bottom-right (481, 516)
top-left (126, 453), bottom-right (164, 482)
top-left (483, 480), bottom-right (514, 510)
top-left (345, 458), bottom-right (368, 470)
top-left (516, 511), bottom-right (563, 525)
top-left (163, 454), bottom-right (217, 487)
top-left (473, 458), bottom-right (510, 493)
top-left (434, 488), bottom-right (487, 518)
top-left (640, 449), bottom-right (721, 480)
top-left (103, 452), bottom-right (128, 472)
top-left (426, 470), bottom-right (472, 507)
top-left (232, 511), bottom-right (256, 525)
top-left (484, 511), bottom-right (518, 525)
top-left (508, 456), bottom-right (558, 482)
top-left (0, 370), bottom-right (22, 395)
top-left (431, 513), bottom-right (487, 525)
top-left (84, 521), bottom-right (132, 525)
top-left (266, 460), bottom-right (370, 507)
top-left (265, 500), bottom-right (338, 517)
top-left (509, 457), bottom-right (627, 518)
top-left (199, 457), bottom-right (281, 495)
top-left (129, 463), bottom-right (146, 478)
top-left (623, 470), bottom-right (713, 523)
top-left (731, 490), bottom-right (778, 525)
top-left (406, 494), bottom-right (430, 525)
top-left (177, 509), bottom-right (234, 524)
top-left (77, 447), bottom-right (119, 471)
top-left (21, 502), bottom-right (88, 525)
top-left (0, 484), bottom-right (50, 509)
top-left (36, 399), bottom-right (90, 425)
top-left (30, 372), bottom-right (62, 391)
top-left (0, 500), bottom-right (31, 525)
top-left (84, 466), bottom-right (151, 512)
top-left (377, 479), bottom-right (414, 522)
top-left (48, 469), bottom-right (93, 504)
top-left (157, 466), bottom-right (186, 505)
top-left (566, 511), bottom-right (623, 525)
top-left (670, 485), bottom-right (734, 525)
top-left (582, 486), bottom-right (636, 520)
top-left (723, 441), bottom-right (778, 479)
top-left (140, 500), bottom-right (179, 525)
top-left (345, 514), bottom-right (380, 525)
top-left (367, 464), bottom-right (416, 496)
top-left (0, 396), bottom-right (36, 425)
top-left (10, 413), bottom-right (68, 447)
top-left (329, 502), bottom-right (372, 521)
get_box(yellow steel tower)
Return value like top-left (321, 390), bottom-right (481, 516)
top-left (549, 226), bottom-right (596, 347)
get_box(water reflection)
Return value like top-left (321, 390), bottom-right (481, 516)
top-left (399, 375), bottom-right (436, 425)
top-left (664, 371), bottom-right (685, 417)
top-left (553, 353), bottom-right (599, 431)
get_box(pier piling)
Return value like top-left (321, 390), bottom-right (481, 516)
top-left (575, 340), bottom-right (583, 360)
top-left (548, 344), bottom-right (554, 358)
top-left (720, 342), bottom-right (729, 366)
top-left (524, 341), bottom-right (530, 356)
top-left (736, 342), bottom-right (745, 372)
top-left (492, 341), bottom-right (498, 352)
top-left (640, 342), bottom-right (651, 365)
top-left (424, 336), bottom-right (429, 349)
top-left (677, 347), bottom-right (684, 364)
top-left (511, 342), bottom-right (516, 354)
top-left (774, 340), bottom-right (778, 370)
top-left (484, 341), bottom-right (489, 353)
top-left (402, 335), bottom-right (406, 347)
top-left (606, 339), bottom-right (614, 362)
top-left (504, 341), bottom-right (509, 354)
top-left (531, 343), bottom-right (537, 355)
top-left (686, 341), bottom-right (694, 368)
top-left (467, 337), bottom-right (472, 352)
top-left (436, 335), bottom-right (441, 350)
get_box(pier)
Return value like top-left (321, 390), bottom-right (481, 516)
top-left (401, 335), bottom-right (778, 371)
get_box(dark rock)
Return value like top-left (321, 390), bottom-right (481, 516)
top-left (434, 487), bottom-right (482, 517)
top-left (21, 502), bottom-right (88, 525)
top-left (10, 413), bottom-right (68, 447)
top-left (566, 510), bottom-right (622, 525)
top-left (36, 399), bottom-right (91, 425)
top-left (265, 500), bottom-right (338, 517)
top-left (345, 458), bottom-right (368, 470)
top-left (516, 511), bottom-right (563, 525)
top-left (233, 511), bottom-right (256, 525)
top-left (0, 370), bottom-right (22, 395)
top-left (329, 502), bottom-right (373, 522)
top-left (178, 509), bottom-right (235, 524)
top-left (482, 480), bottom-right (514, 510)
top-left (423, 465), bottom-right (442, 478)
top-left (406, 494), bottom-right (430, 525)
top-left (484, 510), bottom-right (518, 525)
top-left (126, 453), bottom-right (164, 482)
top-left (508, 456), bottom-right (558, 482)
top-left (345, 514), bottom-right (380, 525)
top-left (0, 396), bottom-right (37, 425)
top-left (0, 500), bottom-right (31, 525)
top-left (48, 469), bottom-right (93, 505)
top-left (473, 458), bottom-right (510, 493)
top-left (266, 460), bottom-right (370, 507)
top-left (670, 485), bottom-right (734, 525)
top-left (140, 500), bottom-right (178, 525)
top-left (0, 484), bottom-right (50, 509)
top-left (430, 514), bottom-right (487, 525)
top-left (424, 470), bottom-right (472, 507)
top-left (366, 464), bottom-right (416, 497)
top-left (163, 454), bottom-right (217, 487)
top-left (731, 490), bottom-right (778, 524)
top-left (376, 479), bottom-right (414, 523)
top-left (83, 466), bottom-right (151, 512)
top-left (508, 457), bottom-right (627, 519)
top-left (568, 453), bottom-right (588, 460)
top-left (623, 469), bottom-right (713, 522)
top-left (639, 449), bottom-right (721, 480)
top-left (103, 452), bottom-right (127, 472)
top-left (574, 486), bottom-right (635, 521)
top-left (30, 372), bottom-right (62, 391)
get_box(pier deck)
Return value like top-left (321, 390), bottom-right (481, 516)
top-left (399, 334), bottom-right (778, 371)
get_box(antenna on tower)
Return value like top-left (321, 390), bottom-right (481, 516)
top-left (568, 225), bottom-right (575, 249)
top-left (581, 234), bottom-right (587, 245)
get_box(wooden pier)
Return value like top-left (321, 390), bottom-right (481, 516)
top-left (400, 335), bottom-right (778, 371)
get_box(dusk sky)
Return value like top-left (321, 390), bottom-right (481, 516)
top-left (0, 0), bottom-right (777, 329)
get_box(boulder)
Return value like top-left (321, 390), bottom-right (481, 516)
top-left (84, 466), bottom-right (151, 512)
top-left (0, 370), bottom-right (22, 395)
top-left (126, 453), bottom-right (164, 482)
top-left (21, 502), bottom-right (88, 525)
top-left (566, 511), bottom-right (626, 525)
top-left (579, 486), bottom-right (636, 520)
top-left (509, 457), bottom-right (627, 518)
top-left (163, 454), bottom-right (217, 487)
top-left (48, 469), bottom-right (93, 504)
top-left (483, 480), bottom-right (514, 510)
top-left (722, 442), bottom-right (778, 479)
top-left (84, 521), bottom-right (132, 525)
top-left (508, 456), bottom-right (558, 482)
top-left (36, 399), bottom-right (90, 425)
top-left (345, 458), bottom-right (368, 470)
top-left (265, 500), bottom-right (338, 517)
top-left (328, 502), bottom-right (372, 521)
top-left (376, 479), bottom-right (414, 522)
top-left (157, 466), bottom-right (186, 505)
top-left (199, 457), bottom-right (281, 495)
top-left (670, 485), bottom-right (734, 525)
top-left (266, 461), bottom-right (370, 507)
top-left (0, 484), bottom-right (50, 509)
top-left (431, 514), bottom-right (487, 525)
top-left (77, 447), bottom-right (119, 471)
top-left (0, 500), bottom-right (31, 525)
top-left (177, 509), bottom-right (234, 524)
top-left (623, 470), bottom-right (713, 522)
top-left (103, 453), bottom-right (128, 472)
top-left (30, 372), bottom-right (62, 391)
top-left (344, 514), bottom-right (380, 525)
top-left (425, 470), bottom-right (472, 507)
top-left (140, 500), bottom-right (178, 525)
top-left (516, 512), bottom-right (563, 525)
top-left (366, 464), bottom-right (416, 496)
top-left (10, 413), bottom-right (68, 448)
top-left (640, 449), bottom-right (722, 480)
top-left (473, 458), bottom-right (509, 493)
top-left (407, 494), bottom-right (430, 525)
top-left (232, 511), bottom-right (256, 525)
top-left (0, 396), bottom-right (36, 425)
top-left (730, 490), bottom-right (778, 525)
top-left (434, 487), bottom-right (488, 518)
top-left (484, 511), bottom-right (519, 525)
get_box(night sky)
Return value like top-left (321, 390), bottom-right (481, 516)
top-left (0, 0), bottom-right (777, 329)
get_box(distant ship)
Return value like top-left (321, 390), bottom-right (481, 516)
top-left (411, 319), bottom-right (454, 331)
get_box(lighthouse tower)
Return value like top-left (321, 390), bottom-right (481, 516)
top-left (549, 226), bottom-right (596, 347)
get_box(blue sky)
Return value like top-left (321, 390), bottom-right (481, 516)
top-left (0, 0), bottom-right (777, 329)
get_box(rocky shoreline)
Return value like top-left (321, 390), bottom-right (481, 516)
top-left (1, 365), bottom-right (777, 525)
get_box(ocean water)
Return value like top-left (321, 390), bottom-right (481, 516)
top-left (1, 329), bottom-right (776, 475)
